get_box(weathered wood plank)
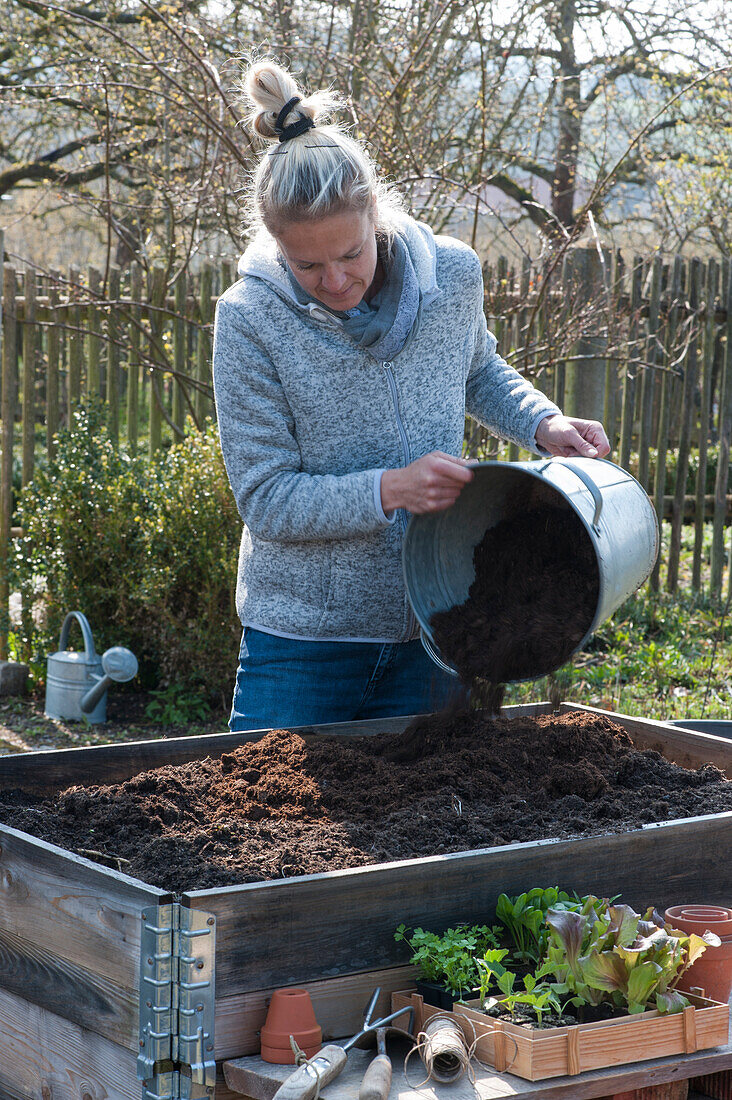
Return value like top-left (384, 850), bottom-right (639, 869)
top-left (185, 811), bottom-right (732, 999)
top-left (0, 983), bottom-right (140, 1100)
top-left (0, 824), bottom-right (166, 1047)
top-left (0, 923), bottom-right (138, 1048)
top-left (213, 965), bottom-right (416, 1059)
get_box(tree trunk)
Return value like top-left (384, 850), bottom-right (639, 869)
top-left (551, 0), bottom-right (581, 230)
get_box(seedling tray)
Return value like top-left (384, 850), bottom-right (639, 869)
top-left (392, 989), bottom-right (731, 1081)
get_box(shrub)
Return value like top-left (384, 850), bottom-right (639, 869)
top-left (136, 426), bottom-right (241, 697)
top-left (13, 405), bottom-right (242, 702)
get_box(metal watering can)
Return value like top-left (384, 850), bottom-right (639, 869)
top-left (44, 611), bottom-right (139, 723)
top-left (402, 457), bottom-right (659, 680)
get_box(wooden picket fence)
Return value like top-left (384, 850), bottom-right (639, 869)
top-left (1, 236), bottom-right (731, 659)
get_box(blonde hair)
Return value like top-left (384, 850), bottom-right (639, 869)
top-left (240, 59), bottom-right (403, 236)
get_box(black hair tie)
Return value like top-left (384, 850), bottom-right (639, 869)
top-left (275, 96), bottom-right (315, 143)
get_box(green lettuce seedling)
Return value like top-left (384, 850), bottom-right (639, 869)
top-left (537, 900), bottom-right (721, 1017)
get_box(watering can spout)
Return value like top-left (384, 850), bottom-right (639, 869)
top-left (80, 646), bottom-right (139, 714)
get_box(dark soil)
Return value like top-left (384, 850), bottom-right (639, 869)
top-left (0, 710), bottom-right (730, 891)
top-left (430, 505), bottom-right (599, 696)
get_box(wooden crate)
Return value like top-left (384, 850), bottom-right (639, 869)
top-left (0, 703), bottom-right (730, 1100)
top-left (391, 990), bottom-right (730, 1082)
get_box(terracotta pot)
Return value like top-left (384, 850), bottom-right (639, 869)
top-left (260, 987), bottom-right (322, 1064)
top-left (665, 905), bottom-right (732, 937)
top-left (665, 904), bottom-right (732, 1005)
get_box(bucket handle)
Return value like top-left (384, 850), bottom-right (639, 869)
top-left (539, 460), bottom-right (603, 533)
top-left (58, 611), bottom-right (98, 660)
top-left (419, 628), bottom-right (459, 678)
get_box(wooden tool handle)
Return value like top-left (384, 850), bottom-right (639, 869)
top-left (359, 1054), bottom-right (392, 1100)
top-left (272, 1046), bottom-right (348, 1100)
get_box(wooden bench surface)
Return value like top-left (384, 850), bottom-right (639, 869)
top-left (223, 1016), bottom-right (732, 1100)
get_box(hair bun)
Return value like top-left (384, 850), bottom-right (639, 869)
top-left (243, 60), bottom-right (335, 142)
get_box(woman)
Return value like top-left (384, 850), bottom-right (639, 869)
top-left (212, 60), bottom-right (610, 732)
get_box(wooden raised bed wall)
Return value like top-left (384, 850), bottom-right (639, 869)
top-left (0, 703), bottom-right (730, 1100)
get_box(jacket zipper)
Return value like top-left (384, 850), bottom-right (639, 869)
top-left (382, 360), bottom-right (418, 640)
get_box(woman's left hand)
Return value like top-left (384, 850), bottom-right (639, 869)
top-left (534, 414), bottom-right (610, 459)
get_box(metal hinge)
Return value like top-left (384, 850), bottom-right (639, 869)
top-left (139, 903), bottom-right (216, 1099)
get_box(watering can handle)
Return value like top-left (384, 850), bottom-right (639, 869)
top-left (58, 612), bottom-right (98, 659)
top-left (539, 460), bottom-right (603, 532)
top-left (419, 628), bottom-right (459, 678)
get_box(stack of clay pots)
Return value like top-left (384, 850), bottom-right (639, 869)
top-left (665, 904), bottom-right (732, 1006)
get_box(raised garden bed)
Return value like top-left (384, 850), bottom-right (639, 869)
top-left (0, 703), bottom-right (730, 1100)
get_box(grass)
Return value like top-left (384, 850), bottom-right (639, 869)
top-left (505, 523), bottom-right (732, 722)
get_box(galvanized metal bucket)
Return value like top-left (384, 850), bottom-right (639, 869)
top-left (402, 457), bottom-right (659, 679)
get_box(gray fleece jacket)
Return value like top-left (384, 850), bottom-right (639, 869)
top-left (212, 214), bottom-right (560, 642)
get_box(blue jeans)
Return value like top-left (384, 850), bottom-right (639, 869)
top-left (228, 627), bottom-right (463, 731)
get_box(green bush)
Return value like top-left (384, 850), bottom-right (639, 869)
top-left (13, 405), bottom-right (241, 702)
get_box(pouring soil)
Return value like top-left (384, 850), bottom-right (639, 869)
top-left (429, 504), bottom-right (599, 693)
top-left (0, 710), bottom-right (730, 891)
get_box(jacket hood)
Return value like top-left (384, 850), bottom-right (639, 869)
top-left (236, 211), bottom-right (440, 321)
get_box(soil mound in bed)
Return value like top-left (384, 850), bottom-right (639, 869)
top-left (0, 711), bottom-right (730, 891)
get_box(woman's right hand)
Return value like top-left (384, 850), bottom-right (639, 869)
top-left (381, 451), bottom-right (474, 515)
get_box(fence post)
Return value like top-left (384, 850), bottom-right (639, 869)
top-left (651, 255), bottom-right (682, 591)
top-left (87, 265), bottom-right (102, 400)
top-left (667, 258), bottom-right (702, 594)
top-left (46, 272), bottom-right (60, 462)
top-left (196, 264), bottom-right (213, 424)
top-left (692, 259), bottom-right (718, 591)
top-left (603, 249), bottom-right (622, 446)
top-left (173, 270), bottom-right (186, 431)
top-left (1, 260), bottom-right (16, 661)
top-left (714, 259), bottom-right (732, 597)
top-left (127, 262), bottom-right (141, 451)
top-left (619, 257), bottom-right (643, 470)
top-left (21, 268), bottom-right (36, 488)
top-left (107, 266), bottom-right (120, 444)
top-left (148, 266), bottom-right (166, 458)
top-left (564, 247), bottom-right (607, 422)
top-left (637, 257), bottom-right (662, 492)
top-left (68, 264), bottom-right (82, 409)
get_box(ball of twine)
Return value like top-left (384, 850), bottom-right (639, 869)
top-left (404, 1013), bottom-right (473, 1087)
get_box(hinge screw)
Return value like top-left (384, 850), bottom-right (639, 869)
top-left (139, 1039), bottom-right (145, 1047)
top-left (207, 1043), bottom-right (214, 1051)
top-left (207, 917), bottom-right (214, 925)
top-left (147, 957), bottom-right (154, 965)
top-left (146, 999), bottom-right (152, 1008)
top-left (196, 960), bottom-right (204, 969)
top-left (196, 1003), bottom-right (204, 1012)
